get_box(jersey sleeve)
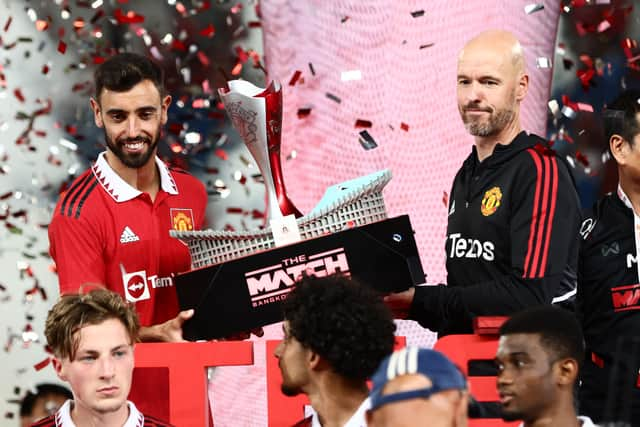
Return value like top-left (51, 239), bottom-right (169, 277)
top-left (49, 207), bottom-right (107, 294)
top-left (410, 149), bottom-right (581, 332)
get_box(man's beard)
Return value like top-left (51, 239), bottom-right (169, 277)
top-left (500, 408), bottom-right (523, 422)
top-left (280, 383), bottom-right (302, 397)
top-left (104, 127), bottom-right (159, 169)
top-left (462, 106), bottom-right (515, 137)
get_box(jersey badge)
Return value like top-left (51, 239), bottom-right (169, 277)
top-left (171, 208), bottom-right (195, 231)
top-left (481, 186), bottom-right (502, 217)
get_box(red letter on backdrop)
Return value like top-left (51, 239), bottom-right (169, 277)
top-left (129, 341), bottom-right (253, 426)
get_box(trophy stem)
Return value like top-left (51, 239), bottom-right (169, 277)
top-left (269, 148), bottom-right (302, 218)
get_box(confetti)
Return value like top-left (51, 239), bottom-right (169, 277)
top-left (411, 10), bottom-right (425, 18)
top-left (288, 70), bottom-right (302, 86)
top-left (3, 16), bottom-right (12, 32)
top-left (524, 4), bottom-right (544, 14)
top-left (326, 92), bottom-right (341, 103)
top-left (57, 40), bottom-right (66, 54)
top-left (400, 122), bottom-right (410, 132)
top-left (297, 107), bottom-right (312, 118)
top-left (536, 57), bottom-right (552, 68)
top-left (358, 130), bottom-right (378, 150)
top-left (419, 43), bottom-right (435, 49)
top-left (308, 63), bottom-right (316, 76)
top-left (341, 70), bottom-right (362, 81)
top-left (200, 24), bottom-right (215, 38)
top-left (355, 119), bottom-right (372, 128)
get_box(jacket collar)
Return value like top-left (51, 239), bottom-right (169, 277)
top-left (92, 151), bottom-right (179, 202)
top-left (464, 131), bottom-right (543, 171)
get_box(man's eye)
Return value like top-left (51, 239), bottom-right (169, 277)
top-left (111, 114), bottom-right (125, 122)
top-left (81, 356), bottom-right (96, 362)
top-left (139, 112), bottom-right (154, 120)
top-left (113, 350), bottom-right (126, 358)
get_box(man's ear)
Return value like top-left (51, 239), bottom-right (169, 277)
top-left (89, 97), bottom-right (104, 128)
top-left (555, 358), bottom-right (578, 387)
top-left (515, 73), bottom-right (529, 102)
top-left (160, 95), bottom-right (172, 125)
top-left (610, 134), bottom-right (629, 165)
top-left (52, 357), bottom-right (68, 382)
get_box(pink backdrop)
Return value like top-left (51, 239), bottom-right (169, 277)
top-left (210, 1), bottom-right (560, 425)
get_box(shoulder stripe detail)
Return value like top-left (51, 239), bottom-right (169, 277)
top-left (74, 178), bottom-right (99, 219)
top-left (29, 414), bottom-right (57, 426)
top-left (65, 174), bottom-right (95, 218)
top-left (60, 172), bottom-right (91, 216)
top-left (524, 149), bottom-right (543, 278)
top-left (539, 157), bottom-right (558, 276)
top-left (523, 148), bottom-right (559, 279)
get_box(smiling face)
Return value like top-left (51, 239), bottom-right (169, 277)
top-left (495, 333), bottom-right (558, 422)
top-left (90, 79), bottom-right (170, 169)
top-left (53, 318), bottom-right (134, 419)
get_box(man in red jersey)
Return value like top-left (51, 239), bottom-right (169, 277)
top-left (48, 53), bottom-right (207, 342)
top-left (33, 288), bottom-right (174, 427)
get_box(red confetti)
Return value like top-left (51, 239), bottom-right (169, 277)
top-left (57, 40), bottom-right (67, 54)
top-left (575, 150), bottom-right (590, 167)
top-left (297, 107), bottom-right (312, 118)
top-left (3, 16), bottom-right (11, 32)
top-left (13, 89), bottom-right (25, 103)
top-left (248, 21), bottom-right (262, 28)
top-left (227, 207), bottom-right (243, 214)
top-left (289, 70), bottom-right (302, 86)
top-left (355, 119), bottom-right (372, 128)
top-left (442, 191), bottom-right (448, 208)
top-left (171, 39), bottom-right (186, 51)
top-left (215, 148), bottom-right (228, 161)
top-left (41, 64), bottom-right (49, 74)
top-left (197, 51), bottom-right (210, 67)
top-left (400, 122), bottom-right (410, 132)
top-left (231, 61), bottom-right (243, 76)
top-left (34, 357), bottom-right (51, 371)
top-left (93, 56), bottom-right (105, 64)
top-left (251, 209), bottom-right (264, 219)
top-left (114, 8), bottom-right (145, 24)
top-left (73, 18), bottom-right (85, 30)
top-left (0, 192), bottom-right (12, 200)
top-left (199, 23), bottom-right (215, 38)
top-left (35, 20), bottom-right (49, 32)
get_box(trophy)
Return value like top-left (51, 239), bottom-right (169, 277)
top-left (218, 80), bottom-right (302, 220)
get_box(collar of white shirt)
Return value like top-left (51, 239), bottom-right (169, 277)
top-left (54, 399), bottom-right (145, 427)
top-left (310, 397), bottom-right (370, 427)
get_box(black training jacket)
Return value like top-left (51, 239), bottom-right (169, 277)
top-left (578, 190), bottom-right (640, 373)
top-left (409, 131), bottom-right (581, 335)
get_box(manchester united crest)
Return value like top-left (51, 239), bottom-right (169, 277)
top-left (171, 208), bottom-right (195, 231)
top-left (481, 187), bottom-right (502, 217)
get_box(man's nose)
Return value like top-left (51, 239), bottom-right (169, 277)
top-left (126, 116), bottom-right (140, 138)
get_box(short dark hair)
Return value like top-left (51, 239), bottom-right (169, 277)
top-left (94, 52), bottom-right (164, 102)
top-left (499, 306), bottom-right (585, 366)
top-left (283, 274), bottom-right (396, 382)
top-left (603, 89), bottom-right (640, 152)
top-left (19, 383), bottom-right (72, 417)
top-left (45, 288), bottom-right (140, 360)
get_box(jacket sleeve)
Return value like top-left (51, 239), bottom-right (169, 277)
top-left (48, 208), bottom-right (107, 294)
top-left (410, 149), bottom-right (581, 332)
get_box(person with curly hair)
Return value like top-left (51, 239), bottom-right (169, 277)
top-left (274, 274), bottom-right (396, 427)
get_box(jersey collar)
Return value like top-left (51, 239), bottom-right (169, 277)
top-left (55, 400), bottom-right (144, 427)
top-left (92, 151), bottom-right (179, 202)
top-left (616, 183), bottom-right (639, 216)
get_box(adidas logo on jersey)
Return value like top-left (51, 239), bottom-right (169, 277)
top-left (119, 226), bottom-right (140, 244)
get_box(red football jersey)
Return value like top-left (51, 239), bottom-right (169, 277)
top-left (49, 153), bottom-right (207, 326)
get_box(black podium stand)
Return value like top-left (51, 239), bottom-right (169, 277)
top-left (174, 215), bottom-right (424, 340)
